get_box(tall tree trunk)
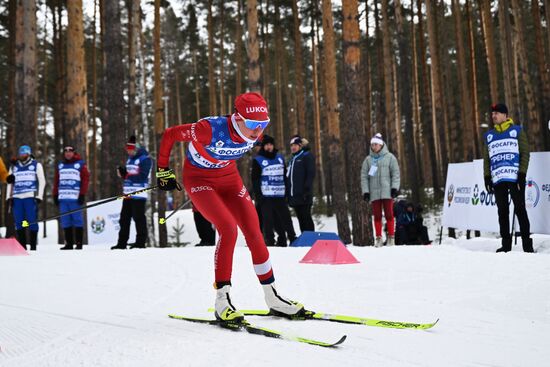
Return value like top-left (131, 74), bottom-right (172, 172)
top-left (66, 0), bottom-right (88, 154)
top-left (452, 0), bottom-right (473, 161)
top-left (342, 0), bottom-right (369, 246)
top-left (498, 0), bottom-right (517, 112)
top-left (411, 0), bottom-right (423, 185)
top-left (466, 0), bottom-right (481, 158)
top-left (137, 9), bottom-right (155, 245)
top-left (103, 0), bottom-right (126, 196)
top-left (127, 0), bottom-right (140, 136)
top-left (193, 53), bottom-right (201, 120)
top-left (425, 0), bottom-right (447, 188)
top-left (292, 0), bottom-right (305, 136)
top-left (6, 0), bottom-right (16, 152)
top-left (274, 2), bottom-right (284, 148)
top-left (91, 0), bottom-right (98, 199)
top-left (531, 0), bottom-right (550, 149)
top-left (381, 0), bottom-right (396, 151)
top-left (261, 0), bottom-right (270, 106)
top-left (15, 0), bottom-right (37, 146)
top-left (219, 0), bottom-right (225, 114)
top-left (362, 0), bottom-right (372, 141)
top-left (322, 0), bottom-right (351, 243)
top-left (207, 0), bottom-right (217, 113)
top-left (311, 6), bottom-right (326, 199)
top-left (395, 0), bottom-right (420, 203)
top-left (478, 0), bottom-right (499, 103)
top-left (247, 0), bottom-right (261, 92)
top-left (154, 0), bottom-right (167, 247)
top-left (510, 0), bottom-right (542, 150)
top-left (373, 0), bottom-right (385, 139)
top-left (417, 0), bottom-right (440, 193)
top-left (235, 0), bottom-right (243, 96)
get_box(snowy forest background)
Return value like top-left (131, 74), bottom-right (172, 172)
top-left (1, 0), bottom-right (549, 246)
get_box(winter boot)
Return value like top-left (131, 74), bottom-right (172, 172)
top-left (386, 236), bottom-right (395, 246)
top-left (374, 237), bottom-right (384, 248)
top-left (214, 285), bottom-right (244, 323)
top-left (111, 244), bottom-right (127, 250)
top-left (522, 238), bottom-right (534, 253)
top-left (16, 229), bottom-right (27, 250)
top-left (74, 227), bottom-right (84, 250)
top-left (496, 237), bottom-right (512, 253)
top-left (262, 283), bottom-right (305, 319)
top-left (29, 231), bottom-right (38, 251)
top-left (60, 227), bottom-right (74, 250)
top-left (129, 243), bottom-right (146, 249)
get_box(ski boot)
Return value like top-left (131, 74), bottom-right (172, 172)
top-left (386, 235), bottom-right (395, 246)
top-left (374, 236), bottom-right (384, 248)
top-left (263, 283), bottom-right (305, 319)
top-left (214, 285), bottom-right (244, 326)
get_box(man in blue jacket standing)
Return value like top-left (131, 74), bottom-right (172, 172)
top-left (111, 136), bottom-right (152, 250)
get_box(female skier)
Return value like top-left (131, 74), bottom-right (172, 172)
top-left (156, 92), bottom-right (304, 323)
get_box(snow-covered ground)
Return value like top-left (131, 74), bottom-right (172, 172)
top-left (1, 208), bottom-right (549, 367)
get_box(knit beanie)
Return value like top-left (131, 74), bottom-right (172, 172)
top-left (370, 133), bottom-right (384, 146)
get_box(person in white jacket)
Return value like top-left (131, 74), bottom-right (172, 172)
top-left (6, 145), bottom-right (46, 250)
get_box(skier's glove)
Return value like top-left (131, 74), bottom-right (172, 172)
top-left (484, 176), bottom-right (494, 194)
top-left (53, 195), bottom-right (59, 207)
top-left (6, 174), bottom-right (15, 184)
top-left (156, 167), bottom-right (181, 191)
top-left (391, 188), bottom-right (399, 198)
top-left (363, 193), bottom-right (370, 202)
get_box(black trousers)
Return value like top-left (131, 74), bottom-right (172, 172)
top-left (117, 199), bottom-right (147, 246)
top-left (260, 198), bottom-right (297, 246)
top-left (494, 181), bottom-right (531, 241)
top-left (292, 204), bottom-right (315, 233)
top-left (194, 210), bottom-right (215, 245)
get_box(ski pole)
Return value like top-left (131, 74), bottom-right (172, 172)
top-left (159, 199), bottom-right (192, 224)
top-left (22, 185), bottom-right (158, 228)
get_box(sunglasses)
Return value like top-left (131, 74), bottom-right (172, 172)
top-left (237, 112), bottom-right (270, 130)
top-left (63, 148), bottom-right (74, 152)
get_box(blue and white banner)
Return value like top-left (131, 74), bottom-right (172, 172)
top-left (442, 153), bottom-right (550, 234)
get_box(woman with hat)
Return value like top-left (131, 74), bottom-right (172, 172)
top-left (361, 133), bottom-right (401, 247)
top-left (156, 92), bottom-right (304, 323)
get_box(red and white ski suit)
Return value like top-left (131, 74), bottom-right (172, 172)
top-left (158, 116), bottom-right (274, 288)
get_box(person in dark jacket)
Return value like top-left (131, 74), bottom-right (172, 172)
top-left (395, 202), bottom-right (431, 245)
top-left (52, 145), bottom-right (90, 250)
top-left (286, 135), bottom-right (315, 233)
top-left (252, 135), bottom-right (297, 247)
top-left (111, 136), bottom-right (152, 250)
top-left (482, 103), bottom-right (533, 253)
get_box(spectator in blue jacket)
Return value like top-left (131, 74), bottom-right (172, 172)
top-left (111, 136), bottom-right (152, 249)
top-left (286, 136), bottom-right (315, 233)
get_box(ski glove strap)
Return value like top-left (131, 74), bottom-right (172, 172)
top-left (156, 168), bottom-right (181, 191)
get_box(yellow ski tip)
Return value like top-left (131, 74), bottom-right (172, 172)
top-left (159, 218), bottom-right (166, 225)
top-left (22, 220), bottom-right (29, 228)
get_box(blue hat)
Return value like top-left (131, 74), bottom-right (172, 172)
top-left (18, 145), bottom-right (32, 155)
